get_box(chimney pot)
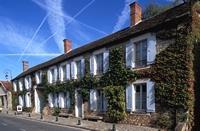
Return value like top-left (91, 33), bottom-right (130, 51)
top-left (22, 61), bottom-right (29, 72)
top-left (130, 2), bottom-right (142, 26)
top-left (63, 39), bottom-right (72, 53)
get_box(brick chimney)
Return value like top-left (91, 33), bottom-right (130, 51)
top-left (22, 61), bottom-right (29, 72)
top-left (63, 39), bottom-right (72, 54)
top-left (130, 2), bottom-right (142, 26)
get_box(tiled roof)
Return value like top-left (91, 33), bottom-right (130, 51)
top-left (0, 81), bottom-right (12, 91)
top-left (12, 3), bottom-right (190, 80)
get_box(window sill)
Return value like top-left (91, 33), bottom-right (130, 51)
top-left (132, 65), bottom-right (151, 71)
top-left (128, 111), bottom-right (151, 116)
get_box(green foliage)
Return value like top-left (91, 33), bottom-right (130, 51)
top-left (104, 86), bottom-right (126, 122)
top-left (100, 47), bottom-right (135, 122)
top-left (152, 26), bottom-right (190, 110)
top-left (12, 93), bottom-right (18, 110)
top-left (142, 3), bottom-right (170, 19)
top-left (52, 107), bottom-right (60, 116)
top-left (156, 112), bottom-right (173, 129)
top-left (23, 107), bottom-right (32, 112)
top-left (100, 47), bottom-right (135, 87)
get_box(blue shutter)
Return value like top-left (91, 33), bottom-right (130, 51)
top-left (66, 64), bottom-right (70, 80)
top-left (90, 89), bottom-right (97, 111)
top-left (48, 93), bottom-right (53, 108)
top-left (103, 50), bottom-right (109, 73)
top-left (126, 42), bottom-right (135, 68)
top-left (147, 35), bottom-right (156, 65)
top-left (90, 56), bottom-right (95, 75)
top-left (147, 80), bottom-right (155, 112)
top-left (81, 59), bottom-right (85, 77)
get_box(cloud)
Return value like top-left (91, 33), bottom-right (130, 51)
top-left (112, 0), bottom-right (134, 33)
top-left (0, 16), bottom-right (49, 54)
top-left (44, 0), bottom-right (66, 52)
top-left (32, 0), bottom-right (107, 50)
top-left (18, 14), bottom-right (49, 61)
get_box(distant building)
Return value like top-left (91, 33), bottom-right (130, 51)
top-left (0, 81), bottom-right (12, 110)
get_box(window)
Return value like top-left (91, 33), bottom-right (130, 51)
top-left (97, 90), bottom-right (107, 112)
top-left (135, 40), bottom-right (147, 67)
top-left (135, 83), bottom-right (147, 111)
top-left (76, 60), bottom-right (82, 79)
top-left (95, 53), bottom-right (103, 75)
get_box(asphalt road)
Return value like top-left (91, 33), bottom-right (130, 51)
top-left (0, 114), bottom-right (86, 131)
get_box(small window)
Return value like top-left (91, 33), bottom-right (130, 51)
top-left (95, 53), bottom-right (103, 75)
top-left (135, 40), bottom-right (147, 67)
top-left (135, 83), bottom-right (147, 111)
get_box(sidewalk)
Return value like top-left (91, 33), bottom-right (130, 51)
top-left (1, 111), bottom-right (158, 131)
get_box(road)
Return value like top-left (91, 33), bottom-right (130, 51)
top-left (0, 114), bottom-right (86, 131)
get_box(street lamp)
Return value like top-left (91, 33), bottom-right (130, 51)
top-left (4, 69), bottom-right (12, 80)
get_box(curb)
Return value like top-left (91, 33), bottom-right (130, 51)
top-left (1, 113), bottom-right (99, 131)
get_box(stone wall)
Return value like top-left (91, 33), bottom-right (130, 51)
top-left (119, 113), bottom-right (157, 127)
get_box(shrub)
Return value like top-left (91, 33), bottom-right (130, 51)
top-left (104, 86), bottom-right (126, 122)
top-left (157, 112), bottom-right (173, 129)
top-left (52, 107), bottom-right (60, 116)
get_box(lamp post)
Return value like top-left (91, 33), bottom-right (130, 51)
top-left (4, 69), bottom-right (12, 80)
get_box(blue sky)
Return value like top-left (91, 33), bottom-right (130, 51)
top-left (0, 0), bottom-right (173, 80)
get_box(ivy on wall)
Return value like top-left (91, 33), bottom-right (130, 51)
top-left (100, 47), bottom-right (136, 122)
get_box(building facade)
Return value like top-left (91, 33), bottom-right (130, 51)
top-left (12, 1), bottom-right (200, 128)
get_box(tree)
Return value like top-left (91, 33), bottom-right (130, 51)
top-left (142, 3), bottom-right (170, 19)
top-left (142, 0), bottom-right (187, 20)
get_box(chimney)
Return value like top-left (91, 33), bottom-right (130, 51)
top-left (63, 39), bottom-right (72, 53)
top-left (130, 2), bottom-right (142, 26)
top-left (22, 61), bottom-right (29, 72)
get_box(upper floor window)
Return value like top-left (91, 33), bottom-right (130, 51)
top-left (76, 60), bottom-right (82, 79)
top-left (95, 53), bottom-right (103, 75)
top-left (126, 34), bottom-right (156, 69)
top-left (90, 49), bottom-right (109, 76)
top-left (135, 40), bottom-right (147, 67)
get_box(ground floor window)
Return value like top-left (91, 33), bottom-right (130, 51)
top-left (126, 80), bottom-right (155, 113)
top-left (90, 89), bottom-right (107, 112)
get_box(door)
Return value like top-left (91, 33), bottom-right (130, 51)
top-left (75, 90), bottom-right (83, 118)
